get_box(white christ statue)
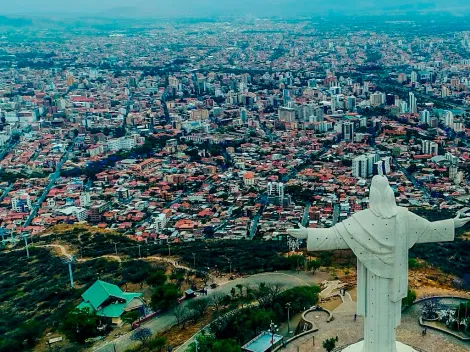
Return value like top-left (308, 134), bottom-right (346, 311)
top-left (288, 175), bottom-right (470, 352)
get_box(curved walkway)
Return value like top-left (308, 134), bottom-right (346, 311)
top-left (283, 292), bottom-right (470, 352)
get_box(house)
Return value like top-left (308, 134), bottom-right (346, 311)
top-left (76, 280), bottom-right (144, 325)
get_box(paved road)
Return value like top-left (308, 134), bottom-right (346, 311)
top-left (91, 272), bottom-right (312, 352)
top-left (0, 183), bottom-right (13, 202)
top-left (332, 204), bottom-right (340, 225)
top-left (23, 140), bottom-right (75, 228)
top-left (302, 202), bottom-right (311, 227)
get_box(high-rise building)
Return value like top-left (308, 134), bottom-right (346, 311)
top-left (240, 108), bottom-right (248, 124)
top-left (373, 156), bottom-right (392, 176)
top-left (342, 121), bottom-right (355, 142)
top-left (11, 192), bottom-right (31, 212)
top-left (449, 165), bottom-right (458, 181)
top-left (278, 107), bottom-right (296, 122)
top-left (367, 154), bottom-right (380, 175)
top-left (352, 155), bottom-right (368, 178)
top-left (190, 109), bottom-right (209, 121)
top-left (386, 94), bottom-right (395, 106)
top-left (370, 92), bottom-right (385, 106)
top-left (410, 71), bottom-right (418, 84)
top-left (331, 96), bottom-right (338, 113)
top-left (422, 140), bottom-right (439, 155)
top-left (445, 152), bottom-right (459, 165)
top-left (420, 110), bottom-right (431, 125)
top-left (441, 86), bottom-right (450, 98)
top-left (79, 192), bottom-right (91, 207)
top-left (352, 154), bottom-right (379, 178)
top-left (347, 96), bottom-right (356, 112)
top-left (444, 111), bottom-right (454, 127)
top-left (409, 92), bottom-right (417, 114)
top-left (267, 182), bottom-right (290, 207)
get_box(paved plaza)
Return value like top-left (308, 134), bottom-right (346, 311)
top-left (283, 292), bottom-right (470, 352)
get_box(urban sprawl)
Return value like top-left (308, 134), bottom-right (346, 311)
top-left (1, 17), bottom-right (470, 246)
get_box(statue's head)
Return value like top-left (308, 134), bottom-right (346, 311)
top-left (369, 175), bottom-right (398, 219)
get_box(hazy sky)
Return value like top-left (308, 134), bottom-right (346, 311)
top-left (2, 0), bottom-right (468, 17)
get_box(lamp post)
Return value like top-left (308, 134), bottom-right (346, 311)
top-left (269, 320), bottom-right (278, 350)
top-left (63, 256), bottom-right (76, 288)
top-left (286, 302), bottom-right (291, 335)
top-left (22, 233), bottom-right (30, 259)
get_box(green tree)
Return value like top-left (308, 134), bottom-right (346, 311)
top-left (123, 260), bottom-right (152, 289)
top-left (61, 308), bottom-right (99, 344)
top-left (323, 337), bottom-right (336, 352)
top-left (408, 258), bottom-right (421, 270)
top-left (211, 307), bottom-right (275, 344)
top-left (151, 283), bottom-right (180, 310)
top-left (308, 260), bottom-right (321, 274)
top-left (211, 293), bottom-right (229, 313)
top-left (172, 305), bottom-right (191, 329)
top-left (188, 298), bottom-right (211, 320)
top-left (148, 336), bottom-right (167, 352)
top-left (319, 252), bottom-right (332, 267)
top-left (170, 271), bottom-right (185, 289)
top-left (402, 289), bottom-right (417, 307)
top-left (275, 286), bottom-right (321, 319)
top-left (14, 320), bottom-right (44, 348)
top-left (188, 335), bottom-right (241, 352)
top-left (121, 311), bottom-right (139, 327)
top-left (146, 271), bottom-right (167, 287)
top-left (0, 338), bottom-right (22, 352)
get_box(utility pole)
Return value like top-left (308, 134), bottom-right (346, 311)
top-left (229, 259), bottom-right (232, 275)
top-left (192, 253), bottom-right (196, 269)
top-left (22, 233), bottom-right (30, 258)
top-left (138, 245), bottom-right (141, 259)
top-left (64, 256), bottom-right (75, 288)
top-left (168, 243), bottom-right (171, 256)
top-left (286, 302), bottom-right (291, 335)
top-left (114, 243), bottom-right (118, 255)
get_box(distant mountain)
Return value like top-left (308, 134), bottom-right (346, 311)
top-left (0, 15), bottom-right (32, 26)
top-left (101, 0), bottom-right (470, 19)
top-left (2, 0), bottom-right (470, 19)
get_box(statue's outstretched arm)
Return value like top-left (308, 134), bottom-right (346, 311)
top-left (287, 224), bottom-right (349, 251)
top-left (410, 213), bottom-right (469, 245)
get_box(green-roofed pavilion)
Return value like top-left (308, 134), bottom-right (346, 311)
top-left (77, 280), bottom-right (144, 325)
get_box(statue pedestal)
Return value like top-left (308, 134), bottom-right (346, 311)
top-left (341, 341), bottom-right (418, 352)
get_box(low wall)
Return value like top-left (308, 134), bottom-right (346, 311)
top-left (402, 295), bottom-right (470, 342)
top-left (419, 317), bottom-right (470, 341)
top-left (402, 295), bottom-right (469, 313)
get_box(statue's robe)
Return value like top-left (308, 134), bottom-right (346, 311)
top-left (306, 207), bottom-right (454, 352)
